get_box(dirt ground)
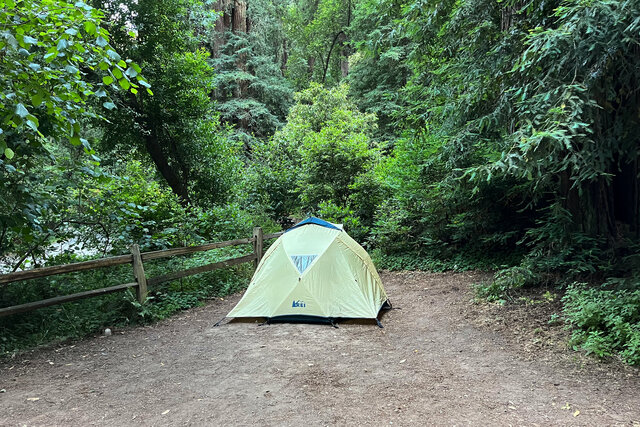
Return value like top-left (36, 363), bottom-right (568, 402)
top-left (1, 271), bottom-right (639, 426)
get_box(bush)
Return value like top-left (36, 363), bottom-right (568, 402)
top-left (250, 83), bottom-right (382, 225)
top-left (563, 282), bottom-right (640, 365)
top-left (474, 265), bottom-right (538, 303)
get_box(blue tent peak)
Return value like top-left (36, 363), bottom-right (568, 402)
top-left (286, 217), bottom-right (342, 233)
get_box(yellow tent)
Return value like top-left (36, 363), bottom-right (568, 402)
top-left (227, 217), bottom-right (389, 326)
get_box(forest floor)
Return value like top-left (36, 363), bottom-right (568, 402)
top-left (1, 271), bottom-right (639, 426)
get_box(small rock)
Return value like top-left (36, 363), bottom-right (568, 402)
top-left (103, 328), bottom-right (112, 337)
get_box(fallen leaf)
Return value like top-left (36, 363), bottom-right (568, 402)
top-left (399, 359), bottom-right (406, 364)
top-left (26, 397), bottom-right (39, 401)
top-left (573, 410), bottom-right (580, 417)
top-left (161, 410), bottom-right (170, 415)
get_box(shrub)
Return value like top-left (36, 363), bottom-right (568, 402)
top-left (474, 265), bottom-right (538, 303)
top-left (563, 282), bottom-right (640, 365)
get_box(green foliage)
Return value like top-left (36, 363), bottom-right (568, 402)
top-left (563, 282), bottom-right (640, 365)
top-left (0, 0), bottom-right (146, 256)
top-left (0, 0), bottom-right (145, 156)
top-left (1, 153), bottom-right (193, 268)
top-left (284, 0), bottom-right (353, 88)
top-left (474, 265), bottom-right (538, 303)
top-left (248, 83), bottom-right (383, 232)
top-left (211, 0), bottom-right (294, 140)
top-left (285, 83), bottom-right (380, 208)
top-left (77, 159), bottom-right (192, 251)
top-left (94, 0), bottom-right (236, 205)
top-left (372, 130), bottom-right (529, 266)
top-left (371, 249), bottom-right (504, 273)
top-left (245, 136), bottom-right (301, 224)
top-left (348, 0), bottom-right (412, 139)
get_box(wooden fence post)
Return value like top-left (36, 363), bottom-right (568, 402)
top-left (253, 227), bottom-right (263, 268)
top-left (131, 244), bottom-right (148, 304)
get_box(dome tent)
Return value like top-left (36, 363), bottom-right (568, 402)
top-left (227, 217), bottom-right (389, 326)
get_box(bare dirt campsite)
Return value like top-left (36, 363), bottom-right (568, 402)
top-left (1, 271), bottom-right (639, 426)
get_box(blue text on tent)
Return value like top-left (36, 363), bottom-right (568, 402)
top-left (292, 300), bottom-right (306, 308)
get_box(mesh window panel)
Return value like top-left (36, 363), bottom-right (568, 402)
top-left (290, 255), bottom-right (317, 273)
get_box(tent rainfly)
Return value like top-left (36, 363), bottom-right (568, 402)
top-left (226, 217), bottom-right (390, 327)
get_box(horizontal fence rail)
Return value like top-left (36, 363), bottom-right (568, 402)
top-left (0, 255), bottom-right (134, 285)
top-left (0, 228), bottom-right (285, 318)
top-left (147, 253), bottom-right (257, 286)
top-left (0, 282), bottom-right (138, 318)
top-left (141, 237), bottom-right (254, 261)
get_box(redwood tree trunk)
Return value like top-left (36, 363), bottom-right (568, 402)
top-left (233, 0), bottom-right (249, 98)
top-left (281, 39), bottom-right (288, 75)
top-left (232, 0), bottom-right (247, 32)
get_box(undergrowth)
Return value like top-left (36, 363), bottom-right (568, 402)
top-left (473, 260), bottom-right (640, 365)
top-left (371, 247), bottom-right (522, 272)
top-left (563, 281), bottom-right (640, 365)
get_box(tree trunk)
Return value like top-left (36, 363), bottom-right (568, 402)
top-left (211, 0), bottom-right (233, 56)
top-left (308, 57), bottom-right (315, 78)
top-left (232, 0), bottom-right (247, 33)
top-left (322, 31), bottom-right (345, 83)
top-left (233, 0), bottom-right (248, 98)
top-left (339, 32), bottom-right (349, 78)
top-left (559, 170), bottom-right (582, 232)
top-left (501, 1), bottom-right (525, 31)
top-left (223, 0), bottom-right (232, 29)
top-left (342, 0), bottom-right (351, 77)
top-left (144, 130), bottom-right (191, 206)
top-left (281, 39), bottom-right (288, 75)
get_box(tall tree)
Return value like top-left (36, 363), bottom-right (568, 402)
top-left (347, 0), bottom-right (411, 141)
top-left (93, 0), bottom-right (239, 205)
top-left (284, 0), bottom-right (355, 89)
top-left (209, 0), bottom-right (294, 143)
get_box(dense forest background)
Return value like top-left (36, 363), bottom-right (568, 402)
top-left (1, 0), bottom-right (639, 364)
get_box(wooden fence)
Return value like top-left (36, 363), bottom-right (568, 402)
top-left (0, 227), bottom-right (283, 318)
